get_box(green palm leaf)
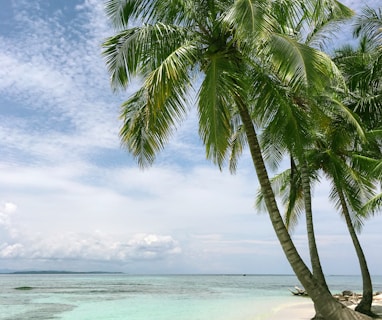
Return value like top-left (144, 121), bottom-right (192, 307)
top-left (268, 34), bottom-right (342, 92)
top-left (105, 0), bottom-right (196, 28)
top-left (198, 54), bottom-right (240, 168)
top-left (324, 96), bottom-right (366, 142)
top-left (363, 193), bottom-right (382, 216)
top-left (223, 0), bottom-right (273, 44)
top-left (103, 23), bottom-right (191, 89)
top-left (354, 7), bottom-right (382, 47)
top-left (118, 41), bottom-right (198, 167)
top-left (228, 119), bottom-right (247, 173)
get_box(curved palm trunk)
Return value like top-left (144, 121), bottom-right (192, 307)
top-left (300, 161), bottom-right (330, 320)
top-left (337, 188), bottom-right (374, 316)
top-left (237, 103), bottom-right (372, 320)
top-left (300, 161), bottom-right (330, 291)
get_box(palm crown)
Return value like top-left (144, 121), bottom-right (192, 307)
top-left (103, 0), bottom-right (350, 169)
top-left (102, 1), bottom-right (375, 319)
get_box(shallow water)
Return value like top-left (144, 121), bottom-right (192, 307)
top-left (1, 274), bottom-right (381, 320)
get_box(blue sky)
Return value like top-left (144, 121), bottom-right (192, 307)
top-left (0, 0), bottom-right (381, 275)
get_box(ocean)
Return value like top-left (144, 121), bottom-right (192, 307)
top-left (1, 274), bottom-right (381, 320)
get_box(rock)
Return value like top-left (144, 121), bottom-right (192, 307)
top-left (289, 286), bottom-right (308, 296)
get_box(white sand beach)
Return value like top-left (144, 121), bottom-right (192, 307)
top-left (267, 301), bottom-right (315, 320)
top-left (267, 294), bottom-right (382, 320)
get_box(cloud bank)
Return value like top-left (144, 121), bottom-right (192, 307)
top-left (0, 0), bottom-right (381, 274)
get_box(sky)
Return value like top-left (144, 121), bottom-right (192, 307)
top-left (0, 0), bottom-right (381, 275)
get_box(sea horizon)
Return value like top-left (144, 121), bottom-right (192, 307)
top-left (1, 270), bottom-right (381, 276)
top-left (1, 273), bottom-right (381, 320)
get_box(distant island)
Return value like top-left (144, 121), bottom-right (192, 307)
top-left (10, 271), bottom-right (124, 274)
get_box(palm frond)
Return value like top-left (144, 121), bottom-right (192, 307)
top-left (362, 192), bottom-right (382, 217)
top-left (281, 164), bottom-right (305, 232)
top-left (328, 181), bottom-right (364, 233)
top-left (269, 0), bottom-right (306, 36)
top-left (353, 154), bottom-right (382, 180)
top-left (260, 130), bottom-right (286, 171)
top-left (323, 147), bottom-right (376, 232)
top-left (102, 23), bottom-right (191, 90)
top-left (228, 120), bottom-right (247, 173)
top-left (325, 96), bottom-right (366, 142)
top-left (304, 0), bottom-right (353, 49)
top-left (354, 7), bottom-right (382, 47)
top-left (144, 40), bottom-right (198, 108)
top-left (198, 54), bottom-right (242, 169)
top-left (255, 170), bottom-right (289, 213)
top-left (252, 67), bottom-right (313, 165)
top-left (250, 63), bottom-right (288, 126)
top-left (255, 167), bottom-right (305, 231)
top-left (103, 27), bottom-right (142, 89)
top-left (105, 0), bottom-right (141, 28)
top-left (148, 0), bottom-right (196, 26)
top-left (119, 88), bottom-right (159, 167)
top-left (118, 41), bottom-right (198, 167)
top-left (223, 0), bottom-right (273, 45)
top-left (355, 93), bottom-right (382, 117)
top-left (268, 34), bottom-right (342, 92)
top-left (105, 0), bottom-right (197, 28)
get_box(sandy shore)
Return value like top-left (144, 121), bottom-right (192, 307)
top-left (266, 299), bottom-right (382, 320)
top-left (266, 300), bottom-right (315, 320)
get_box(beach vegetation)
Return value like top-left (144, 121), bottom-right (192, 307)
top-left (102, 0), bottom-right (376, 319)
top-left (256, 6), bottom-right (381, 317)
top-left (332, 7), bottom-right (382, 315)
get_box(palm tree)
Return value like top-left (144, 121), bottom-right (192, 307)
top-left (335, 4), bottom-right (382, 243)
top-left (255, 6), bottom-right (380, 317)
top-left (332, 9), bottom-right (382, 314)
top-left (254, 85), bottom-right (376, 318)
top-left (258, 7), bottom-right (382, 314)
top-left (260, 118), bottom-right (378, 317)
top-left (334, 40), bottom-right (381, 131)
top-left (335, 5), bottom-right (381, 130)
top-left (317, 131), bottom-right (377, 317)
top-left (252, 0), bottom-right (355, 301)
top-left (102, 0), bottom-right (373, 318)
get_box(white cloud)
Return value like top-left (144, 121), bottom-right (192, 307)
top-left (0, 205), bottom-right (181, 263)
top-left (0, 232), bottom-right (181, 261)
top-left (0, 0), bottom-right (127, 169)
top-left (3, 202), bottom-right (17, 214)
top-left (0, 202), bottom-right (17, 232)
top-left (0, 0), bottom-right (381, 274)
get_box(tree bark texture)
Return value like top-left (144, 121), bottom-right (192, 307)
top-left (237, 104), bottom-right (372, 320)
top-left (300, 161), bottom-right (330, 291)
top-left (337, 188), bottom-right (374, 316)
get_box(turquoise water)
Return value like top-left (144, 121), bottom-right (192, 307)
top-left (1, 274), bottom-right (381, 320)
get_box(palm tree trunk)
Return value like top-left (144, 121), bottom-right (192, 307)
top-left (337, 188), bottom-right (374, 316)
top-left (300, 161), bottom-right (330, 291)
top-left (237, 103), bottom-right (372, 320)
top-left (300, 160), bottom-right (330, 320)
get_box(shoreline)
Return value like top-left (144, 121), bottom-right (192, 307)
top-left (265, 298), bottom-right (382, 320)
top-left (265, 300), bottom-right (314, 320)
